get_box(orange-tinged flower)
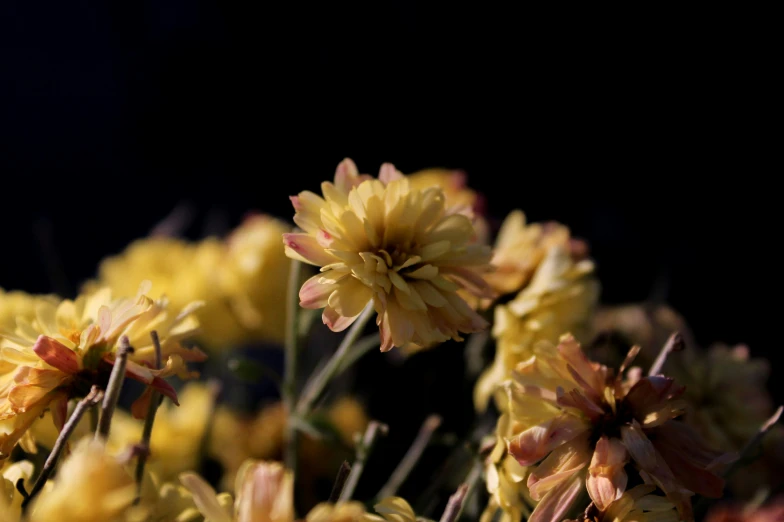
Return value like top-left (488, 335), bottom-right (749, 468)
top-left (500, 335), bottom-right (730, 521)
top-left (284, 159), bottom-right (493, 352)
top-left (180, 460), bottom-right (292, 522)
top-left (0, 282), bottom-right (205, 458)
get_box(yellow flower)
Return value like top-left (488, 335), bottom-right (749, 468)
top-left (474, 245), bottom-right (598, 411)
top-left (284, 159), bottom-right (493, 351)
top-left (306, 497), bottom-right (417, 522)
top-left (566, 485), bottom-right (678, 522)
top-left (497, 335), bottom-right (729, 522)
top-left (407, 168), bottom-right (482, 216)
top-left (180, 460), bottom-right (292, 522)
top-left (221, 214), bottom-right (294, 344)
top-left (0, 282), bottom-right (205, 458)
top-left (27, 437), bottom-right (137, 522)
top-left (0, 289), bottom-right (58, 332)
top-left (132, 471), bottom-right (202, 522)
top-left (209, 397), bottom-right (368, 500)
top-left (90, 216), bottom-right (292, 349)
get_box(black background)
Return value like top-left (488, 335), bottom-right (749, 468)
top-left (1, 1), bottom-right (780, 508)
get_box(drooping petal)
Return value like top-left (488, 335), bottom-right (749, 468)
top-left (283, 233), bottom-right (336, 266)
top-left (528, 473), bottom-right (584, 522)
top-left (586, 436), bottom-right (628, 511)
top-left (32, 335), bottom-right (81, 374)
top-left (508, 413), bottom-right (590, 466)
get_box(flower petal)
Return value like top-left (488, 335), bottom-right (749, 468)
top-left (32, 335), bottom-right (81, 374)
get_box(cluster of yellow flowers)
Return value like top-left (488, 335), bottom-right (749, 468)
top-left (0, 158), bottom-right (779, 522)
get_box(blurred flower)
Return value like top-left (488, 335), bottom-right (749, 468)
top-left (474, 246), bottom-right (598, 411)
top-left (180, 460), bottom-right (291, 522)
top-left (670, 344), bottom-right (784, 499)
top-left (0, 289), bottom-right (57, 332)
top-left (0, 459), bottom-right (33, 522)
top-left (306, 497), bottom-right (417, 522)
top-left (131, 470), bottom-right (202, 522)
top-left (705, 499), bottom-right (784, 522)
top-left (565, 485), bottom-right (678, 522)
top-left (0, 282), bottom-right (205, 458)
top-left (482, 412), bottom-right (532, 522)
top-left (407, 168), bottom-right (482, 217)
top-left (27, 437), bottom-right (137, 522)
top-left (591, 302), bottom-right (695, 369)
top-left (90, 214), bottom-right (292, 349)
top-left (496, 334), bottom-right (729, 521)
top-left (209, 397), bottom-right (368, 497)
top-left (284, 159), bottom-right (493, 352)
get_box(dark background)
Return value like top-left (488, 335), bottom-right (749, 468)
top-left (1, 1), bottom-right (780, 509)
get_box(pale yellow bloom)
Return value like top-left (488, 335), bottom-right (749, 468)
top-left (407, 168), bottom-right (481, 217)
top-left (128, 470), bottom-right (202, 522)
top-left (28, 437), bottom-right (137, 522)
top-left (566, 485), bottom-right (678, 522)
top-left (0, 282), bottom-right (205, 458)
top-left (284, 159), bottom-right (493, 352)
top-left (0, 289), bottom-right (58, 332)
top-left (307, 497), bottom-right (418, 522)
top-left (180, 460), bottom-right (291, 522)
top-left (474, 246), bottom-right (598, 411)
top-left (90, 216), bottom-right (292, 349)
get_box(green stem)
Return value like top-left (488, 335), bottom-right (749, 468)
top-left (295, 303), bottom-right (375, 417)
top-left (134, 331), bottom-right (164, 502)
top-left (283, 259), bottom-right (303, 474)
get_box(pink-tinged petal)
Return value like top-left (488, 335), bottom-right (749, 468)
top-left (529, 474), bottom-right (584, 522)
top-left (334, 158), bottom-right (364, 192)
top-left (508, 413), bottom-right (590, 466)
top-left (32, 335), bottom-right (81, 374)
top-left (283, 233), bottom-right (336, 266)
top-left (625, 376), bottom-right (685, 424)
top-left (557, 387), bottom-right (605, 421)
top-left (8, 369), bottom-right (72, 412)
top-left (322, 306), bottom-right (358, 332)
top-left (527, 433), bottom-right (591, 500)
top-left (289, 195), bottom-right (303, 211)
top-left (557, 335), bottom-right (605, 397)
top-left (378, 163), bottom-right (403, 184)
top-left (620, 420), bottom-right (660, 471)
top-left (440, 267), bottom-right (496, 299)
top-left (51, 395), bottom-right (68, 433)
top-left (130, 387), bottom-right (155, 419)
top-left (123, 358), bottom-right (154, 383)
top-left (586, 436), bottom-right (629, 511)
top-left (299, 274), bottom-right (336, 309)
top-left (378, 313), bottom-right (394, 352)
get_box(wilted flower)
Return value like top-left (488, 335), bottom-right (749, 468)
top-left (284, 159), bottom-right (493, 352)
top-left (89, 214), bottom-right (292, 349)
top-left (210, 397), bottom-right (368, 498)
top-left (498, 334), bottom-right (730, 521)
top-left (27, 437), bottom-right (137, 522)
top-left (474, 245), bottom-right (598, 411)
top-left (180, 460), bottom-right (292, 522)
top-left (565, 485), bottom-right (678, 522)
top-left (0, 282), bottom-right (205, 458)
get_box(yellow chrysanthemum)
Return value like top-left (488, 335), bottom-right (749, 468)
top-left (284, 159), bottom-right (493, 352)
top-left (0, 289), bottom-right (58, 332)
top-left (180, 460), bottom-right (291, 522)
top-left (307, 497), bottom-right (417, 522)
top-left (407, 168), bottom-right (482, 215)
top-left (0, 282), bottom-right (205, 458)
top-left (474, 245), bottom-right (599, 411)
top-left (90, 215), bottom-right (292, 349)
top-left (27, 437), bottom-right (137, 522)
top-left (210, 397), bottom-right (368, 497)
top-left (131, 470), bottom-right (202, 522)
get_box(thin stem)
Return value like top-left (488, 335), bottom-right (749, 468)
top-left (134, 331), bottom-right (164, 501)
top-left (89, 403), bottom-right (98, 432)
top-left (377, 414), bottom-right (442, 499)
top-left (23, 386), bottom-right (104, 508)
top-left (283, 259), bottom-right (303, 474)
top-left (296, 303), bottom-right (375, 417)
top-left (328, 461), bottom-right (352, 503)
top-left (648, 331), bottom-right (684, 376)
top-left (336, 333), bottom-right (380, 375)
top-left (96, 336), bottom-right (134, 439)
top-left (338, 421), bottom-right (388, 502)
top-left (439, 484), bottom-right (468, 522)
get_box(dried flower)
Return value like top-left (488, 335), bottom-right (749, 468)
top-left (284, 159), bottom-right (493, 352)
top-left (180, 460), bottom-right (292, 522)
top-left (497, 334), bottom-right (730, 521)
top-left (565, 485), bottom-right (678, 522)
top-left (0, 282), bottom-right (205, 458)
top-left (27, 437), bottom-right (137, 522)
top-left (474, 245), bottom-right (598, 411)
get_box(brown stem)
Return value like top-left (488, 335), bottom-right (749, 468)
top-left (328, 461), bottom-right (352, 503)
top-left (134, 331), bottom-right (164, 501)
top-left (377, 414), bottom-right (442, 498)
top-left (96, 336), bottom-right (134, 439)
top-left (23, 386), bottom-right (104, 508)
top-left (648, 331), bottom-right (684, 376)
top-left (439, 484), bottom-right (469, 522)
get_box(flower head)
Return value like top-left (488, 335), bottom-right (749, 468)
top-left (474, 245), bottom-right (598, 411)
top-left (27, 437), bottom-right (137, 522)
top-left (497, 334), bottom-right (730, 521)
top-left (0, 282), bottom-right (205, 458)
top-left (306, 497), bottom-right (417, 522)
top-left (284, 159), bottom-right (493, 352)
